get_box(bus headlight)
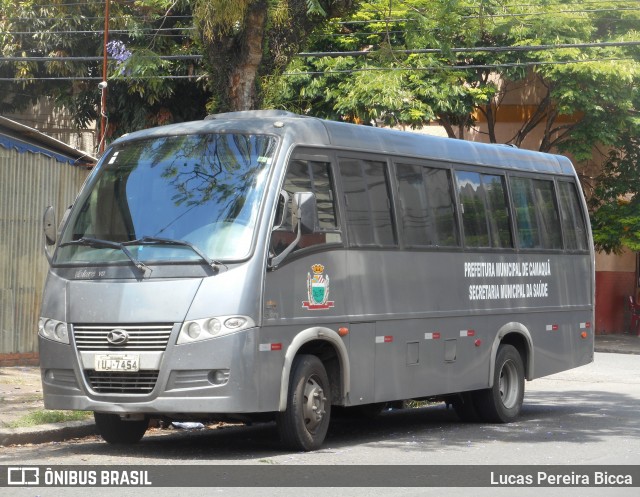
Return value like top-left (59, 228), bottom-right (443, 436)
top-left (187, 322), bottom-right (202, 339)
top-left (38, 317), bottom-right (70, 344)
top-left (204, 318), bottom-right (222, 336)
top-left (177, 315), bottom-right (255, 344)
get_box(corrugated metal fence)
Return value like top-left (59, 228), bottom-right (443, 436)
top-left (0, 145), bottom-right (89, 360)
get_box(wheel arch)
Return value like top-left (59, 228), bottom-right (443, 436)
top-left (278, 326), bottom-right (350, 411)
top-left (489, 322), bottom-right (534, 386)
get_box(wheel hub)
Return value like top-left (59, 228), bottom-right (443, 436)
top-left (303, 375), bottom-right (327, 432)
top-left (498, 360), bottom-right (519, 409)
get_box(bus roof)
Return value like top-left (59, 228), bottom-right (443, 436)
top-left (111, 110), bottom-right (576, 176)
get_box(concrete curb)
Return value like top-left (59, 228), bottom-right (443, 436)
top-left (594, 345), bottom-right (638, 354)
top-left (0, 420), bottom-right (97, 447)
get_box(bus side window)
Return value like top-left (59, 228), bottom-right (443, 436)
top-left (271, 159), bottom-right (341, 257)
top-left (395, 163), bottom-right (459, 247)
top-left (557, 181), bottom-right (588, 250)
top-left (455, 171), bottom-right (512, 249)
top-left (510, 176), bottom-right (562, 250)
top-left (339, 158), bottom-right (396, 247)
top-left (456, 171), bottom-right (491, 247)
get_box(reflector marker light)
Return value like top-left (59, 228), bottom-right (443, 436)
top-left (580, 322), bottom-right (591, 329)
top-left (424, 332), bottom-right (441, 340)
top-left (546, 324), bottom-right (559, 331)
top-left (460, 330), bottom-right (475, 337)
top-left (259, 343), bottom-right (283, 352)
top-left (375, 335), bottom-right (394, 343)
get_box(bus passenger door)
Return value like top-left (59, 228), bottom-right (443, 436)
top-left (262, 153), bottom-right (350, 408)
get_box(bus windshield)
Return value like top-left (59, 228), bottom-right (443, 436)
top-left (55, 133), bottom-right (277, 265)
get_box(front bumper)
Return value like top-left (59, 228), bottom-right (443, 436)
top-left (38, 327), bottom-right (278, 415)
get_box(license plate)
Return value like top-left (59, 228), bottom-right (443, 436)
top-left (95, 354), bottom-right (140, 372)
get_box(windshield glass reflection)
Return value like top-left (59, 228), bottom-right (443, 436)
top-left (55, 133), bottom-right (277, 265)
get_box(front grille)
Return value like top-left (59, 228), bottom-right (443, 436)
top-left (85, 370), bottom-right (159, 394)
top-left (73, 324), bottom-right (173, 351)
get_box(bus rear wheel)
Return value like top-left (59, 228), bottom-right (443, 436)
top-left (277, 354), bottom-right (331, 451)
top-left (474, 344), bottom-right (524, 423)
top-left (94, 412), bottom-right (148, 444)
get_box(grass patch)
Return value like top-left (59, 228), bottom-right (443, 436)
top-left (8, 410), bottom-right (92, 428)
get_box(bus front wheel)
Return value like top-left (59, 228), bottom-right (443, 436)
top-left (277, 354), bottom-right (331, 451)
top-left (94, 412), bottom-right (148, 444)
top-left (474, 344), bottom-right (524, 423)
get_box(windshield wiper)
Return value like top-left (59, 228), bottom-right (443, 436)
top-left (59, 237), bottom-right (151, 273)
top-left (124, 236), bottom-right (225, 271)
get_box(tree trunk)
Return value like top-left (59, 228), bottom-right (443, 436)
top-left (227, 5), bottom-right (267, 110)
top-left (200, 0), bottom-right (268, 112)
top-left (439, 115), bottom-right (457, 139)
top-left (198, 1), bottom-right (357, 113)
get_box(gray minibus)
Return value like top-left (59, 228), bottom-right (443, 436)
top-left (38, 110), bottom-right (594, 451)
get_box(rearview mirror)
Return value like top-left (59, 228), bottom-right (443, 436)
top-left (43, 206), bottom-right (56, 264)
top-left (269, 192), bottom-right (317, 269)
top-left (292, 191), bottom-right (317, 235)
top-left (43, 206), bottom-right (56, 246)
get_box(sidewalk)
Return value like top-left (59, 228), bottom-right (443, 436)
top-left (1, 333), bottom-right (639, 447)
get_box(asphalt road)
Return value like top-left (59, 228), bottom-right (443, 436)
top-left (1, 352), bottom-right (638, 496)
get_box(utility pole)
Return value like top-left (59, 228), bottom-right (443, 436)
top-left (99, 0), bottom-right (110, 154)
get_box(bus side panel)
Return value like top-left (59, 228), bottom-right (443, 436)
top-left (347, 323), bottom-right (376, 406)
top-left (262, 250), bottom-right (350, 407)
top-left (263, 246), bottom-right (592, 407)
top-left (345, 249), bottom-right (593, 393)
top-left (372, 317), bottom-right (491, 402)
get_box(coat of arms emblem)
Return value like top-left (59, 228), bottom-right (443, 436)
top-left (302, 264), bottom-right (335, 310)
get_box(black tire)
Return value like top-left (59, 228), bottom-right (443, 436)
top-left (94, 412), bottom-right (148, 444)
top-left (450, 392), bottom-right (481, 422)
top-left (277, 355), bottom-right (331, 451)
top-left (474, 344), bottom-right (525, 423)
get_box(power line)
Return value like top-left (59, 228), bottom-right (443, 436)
top-left (0, 75), bottom-right (208, 81)
top-left (461, 6), bottom-right (640, 19)
top-left (1, 56), bottom-right (632, 81)
top-left (503, 0), bottom-right (640, 5)
top-left (2, 42), bottom-right (636, 66)
top-left (297, 41), bottom-right (640, 58)
top-left (0, 55), bottom-right (203, 62)
top-left (4, 28), bottom-right (195, 35)
top-left (2, 15), bottom-right (192, 22)
top-left (6, 5), bottom-right (638, 24)
top-left (283, 57), bottom-right (635, 76)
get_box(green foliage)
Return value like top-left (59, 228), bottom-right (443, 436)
top-left (589, 133), bottom-right (640, 253)
top-left (266, 0), bottom-right (640, 251)
top-left (0, 0), bottom-right (209, 143)
top-left (1, 0), bottom-right (638, 171)
top-left (264, 0), bottom-right (639, 158)
top-left (193, 0), bottom-right (359, 112)
top-left (194, 0), bottom-right (251, 39)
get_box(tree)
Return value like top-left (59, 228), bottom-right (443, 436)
top-left (193, 0), bottom-right (358, 112)
top-left (264, 0), bottom-right (639, 161)
top-left (0, 1), bottom-right (361, 142)
top-left (0, 0), bottom-right (209, 141)
top-left (589, 132), bottom-right (640, 254)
